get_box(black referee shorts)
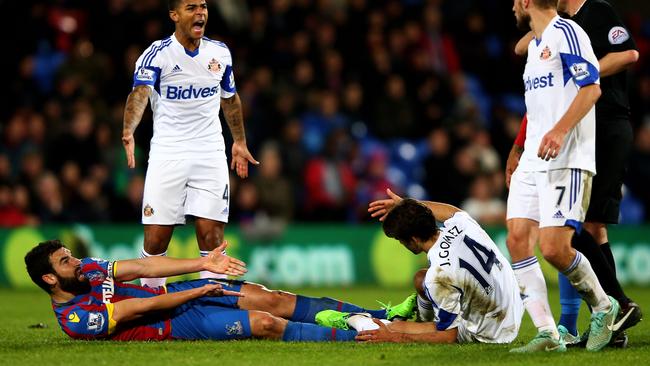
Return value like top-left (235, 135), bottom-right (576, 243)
top-left (585, 118), bottom-right (633, 224)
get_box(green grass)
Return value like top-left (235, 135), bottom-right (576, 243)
top-left (0, 286), bottom-right (648, 365)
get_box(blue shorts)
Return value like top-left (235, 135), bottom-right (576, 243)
top-left (168, 279), bottom-right (252, 340)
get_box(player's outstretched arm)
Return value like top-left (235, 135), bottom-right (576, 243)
top-left (369, 188), bottom-right (461, 222)
top-left (111, 284), bottom-right (243, 324)
top-left (114, 242), bottom-right (247, 282)
top-left (222, 93), bottom-right (259, 178)
top-left (598, 49), bottom-right (639, 77)
top-left (355, 319), bottom-right (457, 343)
top-left (122, 85), bottom-right (151, 168)
top-left (537, 83), bottom-right (601, 161)
top-left (368, 188), bottom-right (403, 221)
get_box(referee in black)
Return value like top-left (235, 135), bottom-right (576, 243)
top-left (510, 0), bottom-right (642, 345)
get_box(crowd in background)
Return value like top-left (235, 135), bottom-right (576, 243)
top-left (2, 0), bottom-right (650, 231)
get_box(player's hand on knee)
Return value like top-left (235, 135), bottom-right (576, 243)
top-left (201, 284), bottom-right (244, 298)
top-left (368, 188), bottom-right (403, 221)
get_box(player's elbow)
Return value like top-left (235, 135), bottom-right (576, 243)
top-left (588, 84), bottom-right (601, 103)
top-left (439, 329), bottom-right (458, 344)
top-left (626, 50), bottom-right (640, 65)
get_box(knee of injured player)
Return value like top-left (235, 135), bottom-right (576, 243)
top-left (413, 269), bottom-right (428, 296)
top-left (248, 311), bottom-right (286, 339)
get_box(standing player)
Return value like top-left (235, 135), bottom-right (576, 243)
top-left (317, 189), bottom-right (524, 344)
top-left (25, 239), bottom-right (416, 342)
top-left (508, 0), bottom-right (641, 343)
top-left (122, 0), bottom-right (258, 287)
top-left (506, 0), bottom-right (619, 352)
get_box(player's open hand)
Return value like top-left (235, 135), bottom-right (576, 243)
top-left (355, 319), bottom-right (398, 343)
top-left (368, 188), bottom-right (403, 221)
top-left (231, 141), bottom-right (259, 178)
top-left (203, 241), bottom-right (247, 277)
top-left (200, 283), bottom-right (244, 298)
top-left (122, 134), bottom-right (136, 168)
top-left (537, 127), bottom-right (566, 161)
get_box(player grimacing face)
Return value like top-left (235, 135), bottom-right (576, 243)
top-left (48, 248), bottom-right (91, 294)
top-left (170, 0), bottom-right (208, 42)
top-left (513, 0), bottom-right (532, 31)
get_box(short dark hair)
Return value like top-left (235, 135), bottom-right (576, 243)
top-left (168, 0), bottom-right (182, 11)
top-left (25, 240), bottom-right (65, 293)
top-left (382, 199), bottom-right (438, 244)
top-left (534, 0), bottom-right (558, 9)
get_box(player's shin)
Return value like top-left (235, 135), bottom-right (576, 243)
top-left (512, 256), bottom-right (558, 338)
top-left (282, 321), bottom-right (357, 341)
top-left (290, 296), bottom-right (386, 323)
top-left (139, 248), bottom-right (168, 288)
top-left (558, 273), bottom-right (581, 336)
top-left (561, 251), bottom-right (610, 312)
top-left (416, 294), bottom-right (435, 322)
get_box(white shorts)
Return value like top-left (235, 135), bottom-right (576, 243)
top-left (507, 169), bottom-right (592, 230)
top-left (142, 158), bottom-right (230, 225)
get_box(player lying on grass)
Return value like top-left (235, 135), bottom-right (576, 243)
top-left (25, 239), bottom-right (416, 342)
top-left (317, 189), bottom-right (523, 344)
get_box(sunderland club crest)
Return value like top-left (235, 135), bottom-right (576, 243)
top-left (208, 58), bottom-right (222, 73)
top-left (540, 46), bottom-right (552, 60)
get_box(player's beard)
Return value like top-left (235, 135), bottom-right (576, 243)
top-left (57, 273), bottom-right (91, 295)
top-left (516, 12), bottom-right (532, 31)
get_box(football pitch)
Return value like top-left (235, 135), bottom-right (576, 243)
top-left (1, 286), bottom-right (648, 366)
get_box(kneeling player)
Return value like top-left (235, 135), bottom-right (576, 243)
top-left (25, 239), bottom-right (415, 342)
top-left (317, 189), bottom-right (523, 344)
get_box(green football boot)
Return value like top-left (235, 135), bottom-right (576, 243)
top-left (586, 296), bottom-right (620, 352)
top-left (510, 330), bottom-right (567, 353)
top-left (378, 293), bottom-right (417, 321)
top-left (315, 309), bottom-right (352, 330)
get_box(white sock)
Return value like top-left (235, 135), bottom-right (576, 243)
top-left (199, 250), bottom-right (227, 279)
top-left (562, 251), bottom-right (610, 313)
top-left (512, 256), bottom-right (558, 338)
top-left (347, 314), bottom-right (391, 331)
top-left (139, 248), bottom-right (167, 288)
top-left (416, 294), bottom-right (435, 322)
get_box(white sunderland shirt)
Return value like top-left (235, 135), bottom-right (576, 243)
top-left (520, 16), bottom-right (599, 174)
top-left (132, 34), bottom-right (236, 161)
top-left (424, 212), bottom-right (523, 343)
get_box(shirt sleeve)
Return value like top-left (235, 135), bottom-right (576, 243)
top-left (557, 20), bottom-right (600, 88)
top-left (62, 303), bottom-right (116, 339)
top-left (132, 41), bottom-right (166, 88)
top-left (514, 114), bottom-right (527, 148)
top-left (220, 47), bottom-right (237, 98)
top-left (423, 270), bottom-right (463, 331)
top-left (587, 1), bottom-right (636, 54)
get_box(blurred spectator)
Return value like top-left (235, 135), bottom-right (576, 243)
top-left (34, 172), bottom-right (71, 223)
top-left (303, 130), bottom-right (357, 221)
top-left (254, 141), bottom-right (294, 222)
top-left (110, 175), bottom-right (145, 222)
top-left (461, 175), bottom-right (506, 226)
top-left (373, 74), bottom-right (416, 139)
top-left (3, 1), bottom-right (650, 224)
top-left (0, 181), bottom-right (30, 227)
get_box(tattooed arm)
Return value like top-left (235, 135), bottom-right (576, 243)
top-left (122, 85), bottom-right (151, 169)
top-left (221, 93), bottom-right (258, 178)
